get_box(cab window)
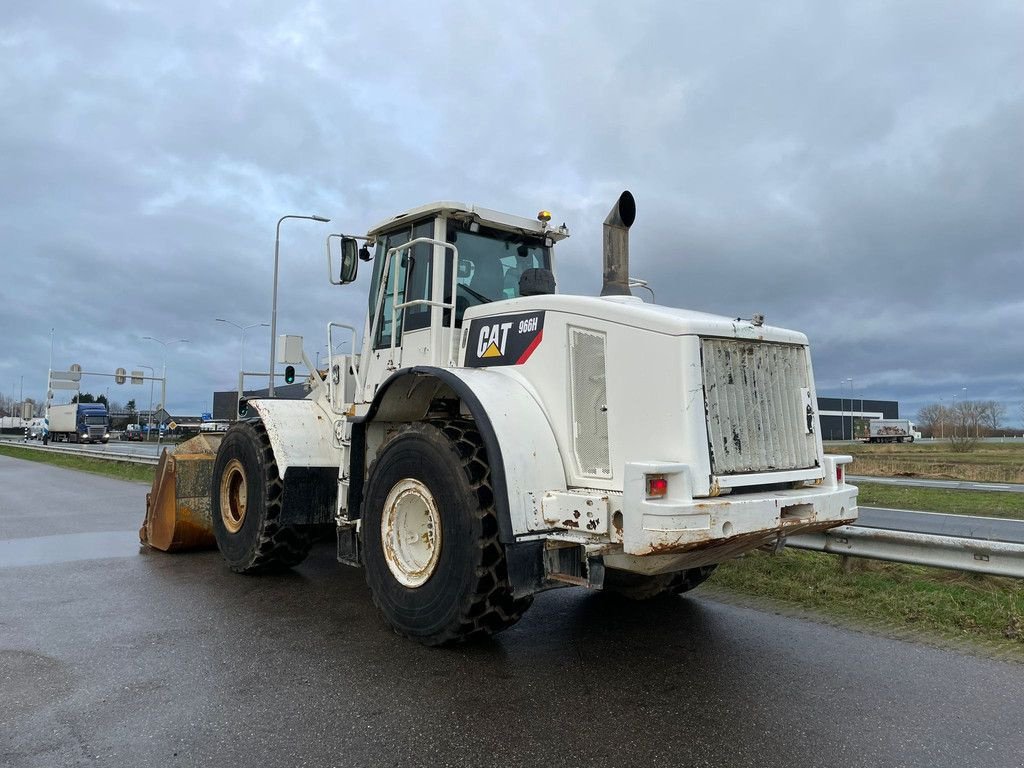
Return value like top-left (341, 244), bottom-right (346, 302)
top-left (369, 219), bottom-right (434, 349)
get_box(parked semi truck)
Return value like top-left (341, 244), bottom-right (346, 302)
top-left (867, 418), bottom-right (918, 443)
top-left (143, 192), bottom-right (858, 645)
top-left (45, 403), bottom-right (110, 444)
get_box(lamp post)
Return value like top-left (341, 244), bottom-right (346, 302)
top-left (217, 319), bottom-right (268, 417)
top-left (137, 364), bottom-right (155, 437)
top-left (143, 336), bottom-right (189, 448)
top-left (317, 338), bottom-right (351, 370)
top-left (847, 377), bottom-right (855, 440)
top-left (269, 213), bottom-right (330, 396)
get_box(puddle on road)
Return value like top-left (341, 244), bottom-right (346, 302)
top-left (0, 530), bottom-right (142, 568)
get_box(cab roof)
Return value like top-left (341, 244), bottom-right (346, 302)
top-left (366, 201), bottom-right (570, 242)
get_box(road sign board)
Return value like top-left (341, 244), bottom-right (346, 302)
top-left (50, 380), bottom-right (80, 390)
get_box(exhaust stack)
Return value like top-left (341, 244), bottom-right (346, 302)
top-left (600, 190), bottom-right (637, 296)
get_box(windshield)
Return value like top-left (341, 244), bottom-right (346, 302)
top-left (85, 416), bottom-right (107, 425)
top-left (451, 228), bottom-right (550, 310)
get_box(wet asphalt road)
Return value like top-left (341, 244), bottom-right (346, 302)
top-left (2, 455), bottom-right (1023, 768)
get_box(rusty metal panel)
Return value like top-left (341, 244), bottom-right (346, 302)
top-left (701, 338), bottom-right (817, 475)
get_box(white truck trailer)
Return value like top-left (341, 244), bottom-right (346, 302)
top-left (146, 191), bottom-right (858, 646)
top-left (867, 418), bottom-right (918, 443)
top-left (46, 403), bottom-right (110, 444)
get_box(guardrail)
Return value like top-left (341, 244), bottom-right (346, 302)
top-left (0, 440), bottom-right (160, 465)
top-left (787, 525), bottom-right (1024, 579)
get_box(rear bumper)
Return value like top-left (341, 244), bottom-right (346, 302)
top-left (620, 455), bottom-right (857, 557)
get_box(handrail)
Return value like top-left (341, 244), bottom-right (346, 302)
top-left (382, 237), bottom-right (460, 368)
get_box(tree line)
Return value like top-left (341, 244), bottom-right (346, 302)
top-left (915, 400), bottom-right (1011, 440)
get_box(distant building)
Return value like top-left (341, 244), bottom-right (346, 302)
top-left (817, 397), bottom-right (899, 441)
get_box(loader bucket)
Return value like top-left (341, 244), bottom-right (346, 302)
top-left (140, 434), bottom-right (224, 552)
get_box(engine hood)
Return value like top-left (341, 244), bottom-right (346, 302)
top-left (462, 294), bottom-right (809, 346)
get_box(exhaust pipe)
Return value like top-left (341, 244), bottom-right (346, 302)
top-left (600, 190), bottom-right (637, 296)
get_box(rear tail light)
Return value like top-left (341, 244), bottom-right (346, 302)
top-left (836, 465), bottom-right (844, 484)
top-left (646, 475), bottom-right (668, 498)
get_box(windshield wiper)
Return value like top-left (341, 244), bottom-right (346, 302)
top-left (459, 283), bottom-right (493, 304)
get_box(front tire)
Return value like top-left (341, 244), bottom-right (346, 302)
top-left (603, 565), bottom-right (718, 600)
top-left (362, 420), bottom-right (531, 646)
top-left (210, 421), bottom-right (314, 573)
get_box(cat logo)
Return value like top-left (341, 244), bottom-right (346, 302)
top-left (477, 322), bottom-right (513, 358)
top-left (466, 311), bottom-right (545, 368)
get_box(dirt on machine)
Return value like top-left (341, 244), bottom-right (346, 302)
top-left (141, 191), bottom-right (859, 645)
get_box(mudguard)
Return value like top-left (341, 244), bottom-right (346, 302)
top-left (355, 366), bottom-right (567, 542)
top-left (248, 399), bottom-right (340, 473)
top-left (247, 398), bottom-right (342, 526)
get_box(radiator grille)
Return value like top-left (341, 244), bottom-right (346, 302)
top-left (568, 327), bottom-right (611, 478)
top-left (701, 338), bottom-right (817, 475)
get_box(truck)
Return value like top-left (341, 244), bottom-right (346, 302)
top-left (45, 403), bottom-right (110, 444)
top-left (143, 191), bottom-right (858, 646)
top-left (867, 418), bottom-right (918, 443)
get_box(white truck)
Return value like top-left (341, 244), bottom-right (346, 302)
top-left (155, 192), bottom-right (857, 646)
top-left (46, 402), bottom-right (110, 444)
top-left (867, 418), bottom-right (918, 443)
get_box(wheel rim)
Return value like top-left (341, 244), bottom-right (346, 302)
top-left (219, 458), bottom-right (248, 534)
top-left (380, 478), bottom-right (442, 588)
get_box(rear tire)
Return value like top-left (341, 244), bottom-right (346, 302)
top-left (210, 421), bottom-right (314, 573)
top-left (603, 565), bottom-right (718, 600)
top-left (362, 420), bottom-right (531, 646)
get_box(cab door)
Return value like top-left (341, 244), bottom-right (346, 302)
top-left (359, 218), bottom-right (437, 401)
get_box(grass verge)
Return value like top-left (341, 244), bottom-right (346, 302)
top-left (856, 482), bottom-right (1024, 520)
top-left (0, 444), bottom-right (155, 484)
top-left (828, 442), bottom-right (1024, 483)
top-left (712, 549), bottom-right (1024, 658)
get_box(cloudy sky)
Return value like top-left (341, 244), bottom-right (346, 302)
top-left (2, 1), bottom-right (1022, 425)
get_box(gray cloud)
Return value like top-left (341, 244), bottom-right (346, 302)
top-left (1, 0), bottom-right (1021, 425)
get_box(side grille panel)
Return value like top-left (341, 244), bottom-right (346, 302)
top-left (701, 338), bottom-right (817, 475)
top-left (568, 326), bottom-right (612, 478)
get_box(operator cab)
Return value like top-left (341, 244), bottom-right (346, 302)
top-left (363, 202), bottom-right (568, 354)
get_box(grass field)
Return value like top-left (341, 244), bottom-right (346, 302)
top-left (828, 441), bottom-right (1024, 483)
top-left (855, 482), bottom-right (1024, 520)
top-left (0, 444), bottom-right (155, 484)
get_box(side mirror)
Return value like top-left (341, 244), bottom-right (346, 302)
top-left (339, 237), bottom-right (359, 284)
top-left (327, 234), bottom-right (364, 285)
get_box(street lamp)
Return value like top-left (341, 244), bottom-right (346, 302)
top-left (269, 213), bottom-right (330, 396)
top-left (847, 377), bottom-right (855, 440)
top-left (143, 336), bottom-right (190, 447)
top-left (317, 338), bottom-right (351, 370)
top-left (217, 318), bottom-right (269, 417)
top-left (137, 364), bottom-right (155, 437)
top-left (216, 319), bottom-right (268, 375)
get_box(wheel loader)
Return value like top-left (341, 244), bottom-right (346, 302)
top-left (143, 191), bottom-right (858, 645)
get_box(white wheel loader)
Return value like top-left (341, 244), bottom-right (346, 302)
top-left (143, 191), bottom-right (858, 645)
